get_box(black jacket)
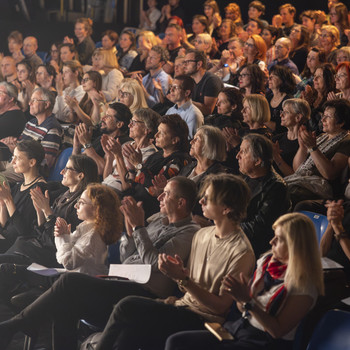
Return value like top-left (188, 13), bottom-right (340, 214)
top-left (241, 170), bottom-right (291, 258)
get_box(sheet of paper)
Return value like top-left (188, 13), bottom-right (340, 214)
top-left (0, 234), bottom-right (5, 239)
top-left (108, 264), bottom-right (151, 284)
top-left (341, 296), bottom-right (350, 305)
top-left (27, 263), bottom-right (66, 276)
top-left (321, 257), bottom-right (344, 270)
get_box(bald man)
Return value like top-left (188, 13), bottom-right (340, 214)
top-left (0, 56), bottom-right (17, 83)
top-left (23, 36), bottom-right (43, 69)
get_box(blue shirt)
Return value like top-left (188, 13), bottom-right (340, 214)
top-left (142, 68), bottom-right (170, 107)
top-left (166, 99), bottom-right (204, 139)
top-left (267, 58), bottom-right (299, 75)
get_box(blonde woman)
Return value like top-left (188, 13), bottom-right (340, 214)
top-left (319, 25), bottom-right (340, 59)
top-left (118, 78), bottom-right (148, 113)
top-left (165, 212), bottom-right (324, 350)
top-left (128, 31), bottom-right (160, 75)
top-left (91, 48), bottom-right (123, 102)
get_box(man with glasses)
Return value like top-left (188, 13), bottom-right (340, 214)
top-left (183, 49), bottom-right (222, 116)
top-left (0, 87), bottom-right (63, 183)
top-left (267, 37), bottom-right (299, 75)
top-left (72, 102), bottom-right (132, 175)
top-left (166, 75), bottom-right (203, 138)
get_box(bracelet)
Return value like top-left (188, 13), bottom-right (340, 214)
top-left (45, 214), bottom-right (55, 222)
top-left (177, 276), bottom-right (190, 289)
top-left (334, 231), bottom-right (348, 241)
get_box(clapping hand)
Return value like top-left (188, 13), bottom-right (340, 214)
top-left (158, 253), bottom-right (189, 281)
top-left (222, 272), bottom-right (251, 303)
top-left (54, 217), bottom-right (71, 237)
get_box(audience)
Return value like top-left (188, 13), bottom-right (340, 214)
top-left (1, 2), bottom-right (350, 348)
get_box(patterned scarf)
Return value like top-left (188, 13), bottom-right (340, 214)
top-left (249, 254), bottom-right (288, 315)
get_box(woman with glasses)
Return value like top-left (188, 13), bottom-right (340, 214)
top-left (65, 70), bottom-right (103, 126)
top-left (266, 65), bottom-right (296, 134)
top-left (285, 98), bottom-right (350, 206)
top-left (289, 25), bottom-right (310, 74)
top-left (46, 42), bottom-right (61, 73)
top-left (301, 63), bottom-right (336, 135)
top-left (102, 108), bottom-right (159, 192)
top-left (117, 78), bottom-right (148, 114)
top-left (238, 63), bottom-right (266, 97)
top-left (328, 62), bottom-right (350, 101)
top-left (319, 25), bottom-right (340, 60)
top-left (295, 47), bottom-right (326, 98)
top-left (272, 98), bottom-right (310, 176)
top-left (243, 34), bottom-right (267, 71)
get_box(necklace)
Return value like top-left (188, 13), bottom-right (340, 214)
top-left (22, 175), bottom-right (42, 187)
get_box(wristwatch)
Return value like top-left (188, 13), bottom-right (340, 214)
top-left (242, 300), bottom-right (255, 311)
top-left (308, 145), bottom-right (318, 153)
top-left (83, 143), bottom-right (92, 150)
top-left (132, 225), bottom-right (144, 232)
top-left (135, 163), bottom-right (143, 171)
top-left (177, 276), bottom-right (190, 288)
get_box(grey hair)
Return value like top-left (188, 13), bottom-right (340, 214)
top-left (134, 108), bottom-right (160, 139)
top-left (0, 81), bottom-right (19, 104)
top-left (243, 134), bottom-right (273, 169)
top-left (197, 125), bottom-right (227, 161)
top-left (32, 87), bottom-right (55, 109)
top-left (282, 98), bottom-right (311, 124)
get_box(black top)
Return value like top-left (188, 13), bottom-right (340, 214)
top-left (76, 36), bottom-right (95, 65)
top-left (0, 109), bottom-right (27, 139)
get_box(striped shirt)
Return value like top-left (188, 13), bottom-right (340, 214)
top-left (20, 114), bottom-right (63, 160)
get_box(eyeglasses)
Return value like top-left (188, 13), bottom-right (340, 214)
top-left (183, 60), bottom-right (198, 65)
top-left (76, 199), bottom-right (93, 207)
top-left (118, 91), bottom-right (132, 98)
top-left (321, 113), bottom-right (336, 120)
top-left (63, 166), bottom-right (78, 173)
top-left (194, 40), bottom-right (204, 44)
top-left (129, 119), bottom-right (145, 126)
top-left (335, 73), bottom-right (347, 79)
top-left (169, 85), bottom-right (182, 91)
top-left (81, 78), bottom-right (91, 83)
top-left (244, 42), bottom-right (255, 48)
top-left (29, 98), bottom-right (48, 104)
top-left (280, 110), bottom-right (294, 116)
top-left (320, 33), bottom-right (331, 38)
top-left (239, 73), bottom-right (250, 78)
top-left (291, 28), bottom-right (301, 33)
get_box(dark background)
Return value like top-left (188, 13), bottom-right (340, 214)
top-left (0, 0), bottom-right (328, 54)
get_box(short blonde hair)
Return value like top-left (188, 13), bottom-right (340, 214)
top-left (321, 25), bottom-right (340, 47)
top-left (273, 213), bottom-right (324, 295)
top-left (119, 78), bottom-right (148, 114)
top-left (196, 125), bottom-right (227, 161)
top-left (137, 31), bottom-right (159, 48)
top-left (196, 33), bottom-right (213, 51)
top-left (244, 94), bottom-right (270, 124)
top-left (93, 48), bottom-right (119, 70)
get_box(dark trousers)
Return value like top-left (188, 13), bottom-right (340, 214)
top-left (95, 296), bottom-right (205, 350)
top-left (164, 318), bottom-right (294, 350)
top-left (12, 272), bottom-right (155, 350)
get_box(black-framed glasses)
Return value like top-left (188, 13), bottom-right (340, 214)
top-left (183, 60), bottom-right (198, 65)
top-left (129, 119), bottom-right (145, 126)
top-left (81, 78), bottom-right (91, 83)
top-left (63, 166), bottom-right (79, 173)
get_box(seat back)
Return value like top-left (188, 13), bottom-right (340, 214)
top-left (47, 147), bottom-right (73, 181)
top-left (307, 309), bottom-right (350, 350)
top-left (299, 211), bottom-right (329, 243)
